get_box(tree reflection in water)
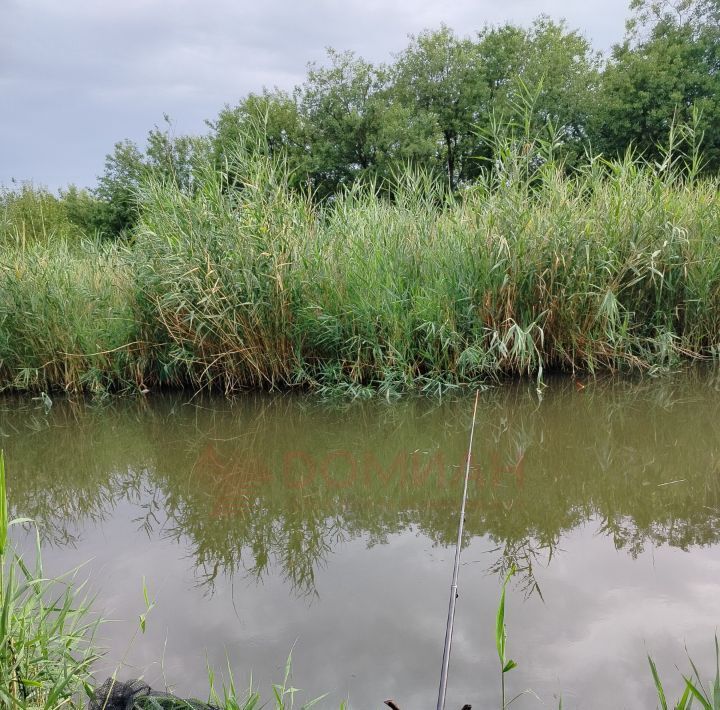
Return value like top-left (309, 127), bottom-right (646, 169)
top-left (2, 369), bottom-right (720, 598)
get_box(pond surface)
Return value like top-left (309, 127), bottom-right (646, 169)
top-left (3, 371), bottom-right (720, 709)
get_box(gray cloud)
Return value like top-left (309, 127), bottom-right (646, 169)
top-left (0, 0), bottom-right (629, 190)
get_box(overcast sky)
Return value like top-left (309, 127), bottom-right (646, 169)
top-left (1, 0), bottom-right (631, 191)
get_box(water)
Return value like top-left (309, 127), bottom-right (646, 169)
top-left (3, 371), bottom-right (720, 709)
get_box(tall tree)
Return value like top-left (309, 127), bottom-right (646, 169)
top-left (94, 118), bottom-right (201, 237)
top-left (596, 0), bottom-right (720, 168)
top-left (209, 90), bottom-right (306, 189)
top-left (93, 139), bottom-right (145, 237)
top-left (392, 26), bottom-right (487, 189)
top-left (626, 0), bottom-right (720, 39)
top-left (300, 49), bottom-right (440, 195)
top-left (474, 19), bottom-right (601, 166)
top-left (299, 49), bottom-right (397, 196)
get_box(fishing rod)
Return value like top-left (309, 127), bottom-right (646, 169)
top-left (436, 389), bottom-right (480, 710)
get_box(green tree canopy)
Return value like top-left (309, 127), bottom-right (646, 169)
top-left (57, 0), bottom-right (720, 237)
top-left (475, 18), bottom-right (601, 166)
top-left (94, 118), bottom-right (203, 237)
top-left (597, 0), bottom-right (720, 168)
top-left (392, 25), bottom-right (487, 189)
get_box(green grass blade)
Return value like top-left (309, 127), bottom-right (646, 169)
top-left (684, 676), bottom-right (712, 710)
top-left (648, 654), bottom-right (668, 710)
top-left (0, 450), bottom-right (7, 557)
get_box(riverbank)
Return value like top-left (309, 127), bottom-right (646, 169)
top-left (2, 143), bottom-right (720, 397)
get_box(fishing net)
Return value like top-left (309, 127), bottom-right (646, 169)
top-left (88, 678), bottom-right (219, 710)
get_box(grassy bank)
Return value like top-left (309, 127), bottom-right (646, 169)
top-left (2, 134), bottom-right (720, 396)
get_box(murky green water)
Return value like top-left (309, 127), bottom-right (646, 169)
top-left (3, 371), bottom-right (720, 709)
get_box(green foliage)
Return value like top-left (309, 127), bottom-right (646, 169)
top-left (0, 237), bottom-right (143, 394)
top-left (300, 49), bottom-right (387, 194)
top-left (0, 453), bottom-right (99, 708)
top-left (0, 452), bottom-right (7, 557)
top-left (474, 19), bottom-right (601, 168)
top-left (648, 637), bottom-right (720, 709)
top-left (210, 90), bottom-right (306, 188)
top-left (597, 15), bottom-right (720, 169)
top-left (207, 19), bottom-right (600, 197)
top-left (94, 138), bottom-right (147, 237)
top-left (2, 123), bottom-right (720, 396)
top-left (496, 566), bottom-right (518, 709)
top-left (131, 130), bottom-right (720, 396)
top-left (626, 0), bottom-right (720, 39)
top-left (60, 184), bottom-right (106, 236)
top-left (93, 117), bottom-right (207, 238)
top-left (0, 183), bottom-right (97, 246)
top-left (9, 4), bottom-right (720, 221)
top-left (5, 3), bottom-right (720, 228)
top-left (392, 25), bottom-right (486, 189)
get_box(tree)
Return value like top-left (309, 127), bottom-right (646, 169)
top-left (93, 118), bottom-right (202, 238)
top-left (93, 139), bottom-right (145, 237)
top-left (209, 89), bottom-right (306, 182)
top-left (596, 0), bottom-right (720, 168)
top-left (392, 26), bottom-right (488, 189)
top-left (626, 0), bottom-right (720, 40)
top-left (475, 19), bottom-right (601, 167)
top-left (299, 49), bottom-right (397, 196)
top-left (300, 49), bottom-right (443, 196)
top-left (391, 22), bottom-right (599, 188)
top-left (59, 184), bottom-right (104, 237)
top-left (145, 120), bottom-right (199, 193)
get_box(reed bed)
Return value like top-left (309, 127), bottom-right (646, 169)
top-left (2, 137), bottom-right (720, 396)
top-left (0, 239), bottom-right (144, 394)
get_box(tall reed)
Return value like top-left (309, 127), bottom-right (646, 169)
top-left (0, 238), bottom-right (145, 393)
top-left (2, 125), bottom-right (720, 395)
top-left (132, 136), bottom-right (720, 396)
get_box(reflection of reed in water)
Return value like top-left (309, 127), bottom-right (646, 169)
top-left (2, 374), bottom-right (720, 599)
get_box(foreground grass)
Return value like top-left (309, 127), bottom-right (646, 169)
top-left (2, 132), bottom-right (720, 396)
top-left (0, 449), bottom-right (99, 708)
